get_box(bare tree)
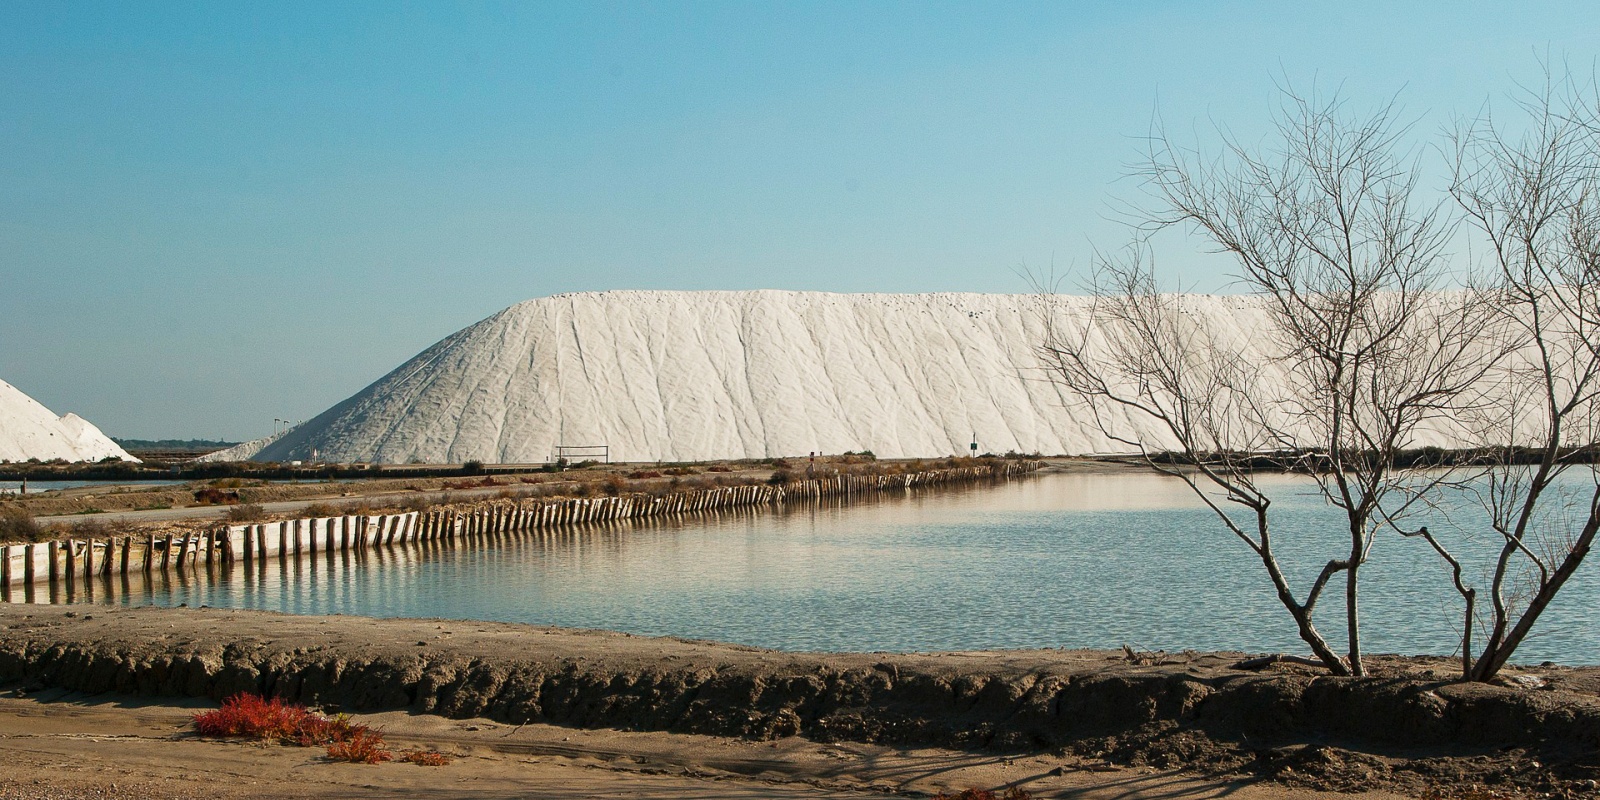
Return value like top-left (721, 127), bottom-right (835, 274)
top-left (1446, 70), bottom-right (1600, 681)
top-left (1041, 88), bottom-right (1502, 676)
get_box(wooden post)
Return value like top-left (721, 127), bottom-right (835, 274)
top-left (175, 535), bottom-right (190, 570)
top-left (1, 545), bottom-right (11, 592)
top-left (59, 541), bottom-right (73, 583)
top-left (80, 538), bottom-right (94, 580)
top-left (244, 526), bottom-right (255, 562)
top-left (24, 544), bottom-right (36, 586)
top-left (119, 535), bottom-right (132, 575)
top-left (325, 519), bottom-right (336, 552)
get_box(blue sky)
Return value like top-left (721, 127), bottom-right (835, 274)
top-left (3, 1), bottom-right (1598, 440)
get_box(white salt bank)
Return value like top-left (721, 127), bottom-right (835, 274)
top-left (253, 290), bottom-right (1305, 464)
top-left (0, 379), bottom-right (136, 463)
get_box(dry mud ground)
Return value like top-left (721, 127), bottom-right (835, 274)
top-left (0, 606), bottom-right (1597, 799)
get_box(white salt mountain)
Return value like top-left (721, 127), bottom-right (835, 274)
top-left (0, 379), bottom-right (137, 463)
top-left (251, 290), bottom-right (1472, 465)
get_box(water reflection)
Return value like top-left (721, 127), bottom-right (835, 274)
top-left (9, 472), bottom-right (1598, 664)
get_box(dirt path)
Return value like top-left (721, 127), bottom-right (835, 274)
top-left (0, 690), bottom-right (1407, 800)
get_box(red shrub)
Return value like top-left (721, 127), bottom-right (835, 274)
top-left (326, 729), bottom-right (392, 764)
top-left (399, 749), bottom-right (453, 766)
top-left (193, 693), bottom-right (310, 741)
top-left (193, 693), bottom-right (368, 747)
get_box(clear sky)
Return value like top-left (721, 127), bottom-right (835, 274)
top-left (3, 1), bottom-right (1598, 441)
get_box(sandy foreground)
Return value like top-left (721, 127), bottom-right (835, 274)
top-left (1, 605), bottom-right (1595, 799)
top-left (0, 689), bottom-right (1404, 800)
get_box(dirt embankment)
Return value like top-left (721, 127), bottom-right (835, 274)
top-left (1, 606), bottom-right (1596, 797)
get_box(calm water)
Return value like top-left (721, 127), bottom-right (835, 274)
top-left (12, 471), bottom-right (1599, 663)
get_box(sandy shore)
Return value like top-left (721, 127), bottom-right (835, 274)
top-left (0, 689), bottom-right (1406, 799)
top-left (1, 605), bottom-right (1595, 798)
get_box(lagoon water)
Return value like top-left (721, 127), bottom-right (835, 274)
top-left (18, 470), bottom-right (1600, 664)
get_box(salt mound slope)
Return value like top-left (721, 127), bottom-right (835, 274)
top-left (252, 290), bottom-right (1417, 464)
top-left (194, 431), bottom-right (287, 463)
top-left (0, 379), bottom-right (136, 463)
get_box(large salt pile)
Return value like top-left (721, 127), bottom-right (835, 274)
top-left (0, 379), bottom-right (136, 463)
top-left (252, 290), bottom-right (1317, 464)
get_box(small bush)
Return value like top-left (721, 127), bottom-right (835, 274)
top-left (601, 475), bottom-right (626, 496)
top-left (707, 465), bottom-right (733, 473)
top-left (766, 469), bottom-right (793, 486)
top-left (326, 728), bottom-right (392, 764)
top-left (460, 460), bottom-right (485, 476)
top-left (571, 482), bottom-right (593, 497)
top-left (627, 470), bottom-right (663, 479)
top-left (399, 749), bottom-right (452, 766)
top-left (0, 508), bottom-right (45, 543)
top-left (226, 503), bottom-right (267, 522)
top-left (401, 495), bottom-right (434, 513)
top-left (193, 487), bottom-right (240, 506)
top-left (302, 502), bottom-right (343, 518)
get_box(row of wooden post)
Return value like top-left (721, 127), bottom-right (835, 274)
top-left (0, 460), bottom-right (1041, 592)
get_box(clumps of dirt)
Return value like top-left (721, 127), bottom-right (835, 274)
top-left (1062, 724), bottom-right (1600, 799)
